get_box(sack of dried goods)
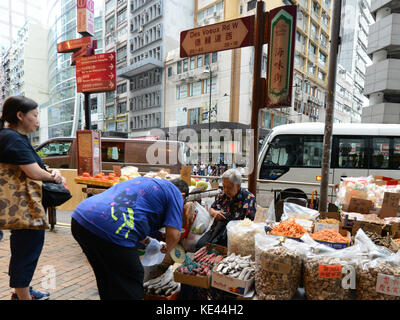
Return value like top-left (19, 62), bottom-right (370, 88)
top-left (254, 234), bottom-right (303, 300)
top-left (311, 229), bottom-right (350, 244)
top-left (356, 253), bottom-right (400, 300)
top-left (302, 233), bottom-right (359, 300)
top-left (353, 229), bottom-right (400, 300)
top-left (227, 219), bottom-right (265, 259)
top-left (144, 266), bottom-right (180, 298)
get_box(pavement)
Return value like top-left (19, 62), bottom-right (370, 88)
top-left (0, 210), bottom-right (100, 300)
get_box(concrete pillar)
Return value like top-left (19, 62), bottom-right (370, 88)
top-left (369, 92), bottom-right (384, 105)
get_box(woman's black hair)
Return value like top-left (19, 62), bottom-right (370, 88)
top-left (170, 179), bottom-right (189, 198)
top-left (0, 95), bottom-right (38, 129)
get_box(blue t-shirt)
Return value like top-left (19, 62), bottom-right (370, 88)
top-left (72, 176), bottom-right (183, 248)
top-left (0, 128), bottom-right (46, 168)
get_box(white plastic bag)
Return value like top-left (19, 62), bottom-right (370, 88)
top-left (190, 202), bottom-right (214, 235)
top-left (281, 202), bottom-right (320, 221)
top-left (141, 239), bottom-right (166, 266)
top-left (266, 199), bottom-right (276, 222)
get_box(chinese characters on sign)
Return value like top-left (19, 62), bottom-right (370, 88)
top-left (376, 273), bottom-right (400, 297)
top-left (262, 256), bottom-right (291, 274)
top-left (266, 6), bottom-right (297, 108)
top-left (318, 264), bottom-right (342, 279)
top-left (77, 0), bottom-right (95, 37)
top-left (76, 53), bottom-right (117, 93)
top-left (180, 16), bottom-right (255, 58)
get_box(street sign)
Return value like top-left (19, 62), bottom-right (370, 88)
top-left (265, 5), bottom-right (297, 108)
top-left (180, 15), bottom-right (255, 58)
top-left (76, 52), bottom-right (116, 93)
top-left (77, 0), bottom-right (95, 37)
top-left (57, 36), bottom-right (92, 53)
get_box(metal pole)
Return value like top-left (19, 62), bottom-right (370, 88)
top-left (248, 1), bottom-right (265, 196)
top-left (84, 92), bottom-right (91, 130)
top-left (319, 0), bottom-right (342, 212)
top-left (209, 64), bottom-right (212, 164)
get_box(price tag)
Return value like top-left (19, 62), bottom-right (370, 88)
top-left (376, 273), bottom-right (400, 297)
top-left (318, 264), bottom-right (342, 279)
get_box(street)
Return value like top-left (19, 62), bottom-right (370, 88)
top-left (0, 224), bottom-right (99, 300)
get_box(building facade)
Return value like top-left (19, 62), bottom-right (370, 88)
top-left (39, 0), bottom-right (104, 143)
top-left (362, 0), bottom-right (400, 123)
top-left (103, 0), bottom-right (194, 137)
top-left (0, 0), bottom-right (45, 51)
top-left (339, 0), bottom-right (373, 113)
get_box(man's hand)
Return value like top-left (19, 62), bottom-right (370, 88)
top-left (161, 226), bottom-right (181, 254)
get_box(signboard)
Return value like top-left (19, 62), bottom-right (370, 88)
top-left (76, 52), bottom-right (116, 93)
top-left (76, 130), bottom-right (101, 177)
top-left (180, 15), bottom-right (255, 58)
top-left (57, 36), bottom-right (92, 53)
top-left (77, 0), bottom-right (95, 37)
top-left (265, 5), bottom-right (297, 108)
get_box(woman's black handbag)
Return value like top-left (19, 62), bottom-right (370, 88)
top-left (42, 182), bottom-right (72, 207)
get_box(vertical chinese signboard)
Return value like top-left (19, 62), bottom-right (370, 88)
top-left (77, 0), bottom-right (95, 37)
top-left (76, 130), bottom-right (101, 176)
top-left (266, 6), bottom-right (297, 108)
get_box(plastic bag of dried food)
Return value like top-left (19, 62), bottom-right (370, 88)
top-left (302, 233), bottom-right (361, 300)
top-left (281, 202), bottom-right (320, 222)
top-left (356, 251), bottom-right (400, 300)
top-left (227, 219), bottom-right (265, 259)
top-left (254, 234), bottom-right (302, 300)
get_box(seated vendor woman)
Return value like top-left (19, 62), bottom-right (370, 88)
top-left (196, 168), bottom-right (257, 249)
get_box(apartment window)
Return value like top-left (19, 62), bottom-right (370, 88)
top-left (318, 70), bottom-right (326, 81)
top-left (204, 53), bottom-right (210, 65)
top-left (106, 16), bottom-right (115, 33)
top-left (190, 81), bottom-right (202, 96)
top-left (167, 67), bottom-right (172, 77)
top-left (247, 0), bottom-right (257, 11)
top-left (204, 76), bottom-right (217, 94)
top-left (117, 101), bottom-right (127, 114)
top-left (183, 59), bottom-right (188, 72)
top-left (117, 46), bottom-right (127, 61)
top-left (117, 8), bottom-right (127, 25)
top-left (319, 52), bottom-right (326, 66)
top-left (309, 43), bottom-right (317, 55)
top-left (197, 55), bottom-right (203, 68)
top-left (190, 57), bottom-right (195, 70)
top-left (176, 84), bottom-right (188, 99)
top-left (212, 52), bottom-right (218, 63)
top-left (106, 0), bottom-right (115, 14)
top-left (177, 61), bottom-right (182, 74)
top-left (117, 83), bottom-right (127, 94)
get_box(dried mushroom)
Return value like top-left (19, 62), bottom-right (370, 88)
top-left (255, 244), bottom-right (302, 300)
top-left (303, 256), bottom-right (352, 300)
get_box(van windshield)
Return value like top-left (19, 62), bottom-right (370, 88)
top-left (37, 141), bottom-right (72, 157)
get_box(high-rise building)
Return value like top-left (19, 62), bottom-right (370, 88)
top-left (0, 0), bottom-right (46, 50)
top-left (39, 0), bottom-right (105, 142)
top-left (362, 0), bottom-right (400, 124)
top-left (338, 0), bottom-right (373, 115)
top-left (104, 0), bottom-right (194, 137)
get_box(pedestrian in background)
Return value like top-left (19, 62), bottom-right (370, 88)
top-left (0, 95), bottom-right (65, 300)
top-left (71, 177), bottom-right (189, 300)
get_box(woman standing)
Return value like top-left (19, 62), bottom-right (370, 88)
top-left (0, 96), bottom-right (65, 300)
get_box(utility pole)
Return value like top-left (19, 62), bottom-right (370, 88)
top-left (319, 0), bottom-right (342, 212)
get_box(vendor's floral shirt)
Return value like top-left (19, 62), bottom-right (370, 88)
top-left (211, 188), bottom-right (257, 220)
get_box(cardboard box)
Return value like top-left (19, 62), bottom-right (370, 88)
top-left (314, 222), bottom-right (339, 233)
top-left (143, 291), bottom-right (180, 300)
top-left (348, 197), bottom-right (374, 214)
top-left (173, 244), bottom-right (226, 289)
top-left (352, 220), bottom-right (383, 236)
top-left (211, 266), bottom-right (255, 296)
top-left (173, 267), bottom-right (211, 289)
top-left (319, 211), bottom-right (341, 221)
top-left (379, 192), bottom-right (400, 218)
